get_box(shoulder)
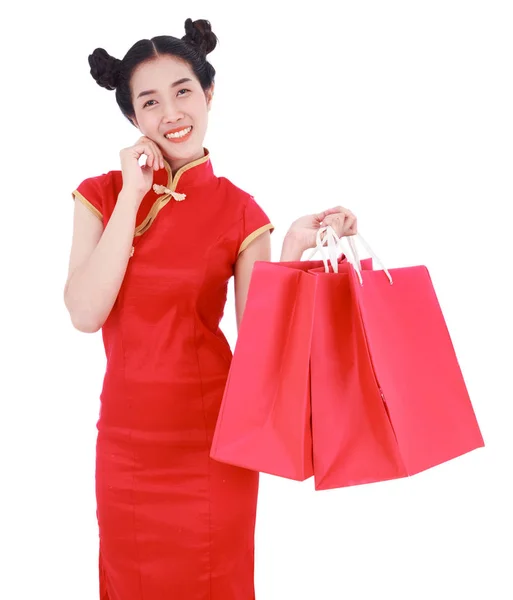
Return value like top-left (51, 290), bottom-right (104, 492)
top-left (72, 170), bottom-right (123, 222)
top-left (217, 175), bottom-right (250, 199)
top-left (216, 176), bottom-right (266, 213)
top-left (215, 176), bottom-right (274, 256)
top-left (76, 169), bottom-right (122, 196)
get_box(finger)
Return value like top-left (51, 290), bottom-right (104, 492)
top-left (324, 214), bottom-right (348, 238)
top-left (148, 144), bottom-right (161, 170)
top-left (147, 141), bottom-right (161, 170)
top-left (344, 225), bottom-right (358, 236)
top-left (150, 152), bottom-right (161, 171)
top-left (137, 136), bottom-right (153, 155)
top-left (332, 212), bottom-right (356, 233)
top-left (144, 147), bottom-right (154, 169)
top-left (343, 216), bottom-right (357, 236)
top-left (138, 135), bottom-right (154, 146)
top-left (133, 143), bottom-right (157, 169)
top-left (132, 144), bottom-right (152, 161)
top-left (333, 208), bottom-right (354, 219)
top-left (322, 214), bottom-right (336, 229)
top-left (136, 137), bottom-right (162, 169)
top-left (316, 207), bottom-right (340, 222)
top-left (148, 140), bottom-right (165, 170)
top-left (318, 206), bottom-right (354, 225)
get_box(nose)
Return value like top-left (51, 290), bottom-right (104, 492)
top-left (161, 100), bottom-right (185, 123)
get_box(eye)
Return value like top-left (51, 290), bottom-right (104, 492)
top-left (177, 88), bottom-right (191, 96)
top-left (143, 99), bottom-right (156, 108)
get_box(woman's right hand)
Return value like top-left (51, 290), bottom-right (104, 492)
top-left (119, 135), bottom-right (166, 200)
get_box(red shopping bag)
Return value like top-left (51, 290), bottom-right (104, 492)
top-left (310, 263), bottom-right (407, 490)
top-left (210, 257), bottom-right (331, 480)
top-left (310, 232), bottom-right (485, 490)
top-left (210, 233), bottom-right (372, 481)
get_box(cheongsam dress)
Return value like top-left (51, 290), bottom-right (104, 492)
top-left (71, 148), bottom-right (274, 600)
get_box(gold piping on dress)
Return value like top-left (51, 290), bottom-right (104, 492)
top-left (71, 190), bottom-right (103, 221)
top-left (71, 150), bottom-right (272, 259)
top-left (238, 223), bottom-right (275, 256)
top-left (134, 150), bottom-right (210, 237)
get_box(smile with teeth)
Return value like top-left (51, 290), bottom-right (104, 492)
top-left (165, 126), bottom-right (193, 139)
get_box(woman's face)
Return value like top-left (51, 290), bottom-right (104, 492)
top-left (130, 55), bottom-right (213, 171)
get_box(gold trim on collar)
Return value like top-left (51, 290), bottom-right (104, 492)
top-left (134, 149), bottom-right (210, 237)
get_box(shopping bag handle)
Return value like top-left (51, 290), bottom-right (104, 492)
top-left (301, 226), bottom-right (341, 273)
top-left (307, 226), bottom-right (393, 285)
top-left (340, 228), bottom-right (393, 285)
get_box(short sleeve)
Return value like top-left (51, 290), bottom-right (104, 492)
top-left (71, 176), bottom-right (104, 221)
top-left (238, 195), bottom-right (274, 256)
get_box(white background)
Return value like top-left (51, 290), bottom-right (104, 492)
top-left (1, 0), bottom-right (512, 598)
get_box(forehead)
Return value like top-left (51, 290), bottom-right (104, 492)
top-left (131, 55), bottom-right (197, 94)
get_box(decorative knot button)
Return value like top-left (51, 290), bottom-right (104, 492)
top-left (152, 184), bottom-right (187, 202)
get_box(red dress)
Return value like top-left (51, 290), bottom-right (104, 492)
top-left (72, 149), bottom-right (274, 600)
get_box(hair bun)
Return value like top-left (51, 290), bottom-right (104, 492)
top-left (182, 18), bottom-right (218, 55)
top-left (88, 48), bottom-right (122, 90)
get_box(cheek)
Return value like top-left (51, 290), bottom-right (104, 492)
top-left (193, 103), bottom-right (209, 127)
top-left (136, 105), bottom-right (158, 123)
top-left (191, 94), bottom-right (209, 114)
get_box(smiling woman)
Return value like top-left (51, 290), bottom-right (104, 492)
top-left (66, 18), bottom-right (280, 600)
top-left (65, 15), bottom-right (357, 600)
top-left (88, 19), bottom-right (217, 173)
top-left (129, 58), bottom-right (211, 171)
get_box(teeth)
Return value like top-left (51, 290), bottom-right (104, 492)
top-left (165, 127), bottom-right (192, 139)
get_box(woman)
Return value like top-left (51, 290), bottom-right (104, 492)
top-left (64, 18), bottom-right (357, 600)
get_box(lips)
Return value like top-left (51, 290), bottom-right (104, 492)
top-left (163, 126), bottom-right (194, 144)
top-left (164, 126), bottom-right (193, 136)
top-left (165, 127), bottom-right (191, 134)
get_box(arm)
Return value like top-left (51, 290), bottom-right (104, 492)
top-left (63, 189), bottom-right (142, 333)
top-left (279, 231), bottom-right (306, 262)
top-left (234, 231), bottom-right (271, 331)
top-left (234, 231), bottom-right (306, 330)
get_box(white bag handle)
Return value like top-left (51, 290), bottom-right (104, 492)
top-left (351, 234), bottom-right (393, 285)
top-left (305, 226), bottom-right (393, 285)
top-left (306, 227), bottom-right (342, 273)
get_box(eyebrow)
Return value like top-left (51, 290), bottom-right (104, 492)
top-left (136, 78), bottom-right (193, 100)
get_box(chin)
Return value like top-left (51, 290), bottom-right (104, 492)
top-left (166, 143), bottom-right (205, 160)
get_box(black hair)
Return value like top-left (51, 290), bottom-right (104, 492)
top-left (88, 18), bottom-right (218, 125)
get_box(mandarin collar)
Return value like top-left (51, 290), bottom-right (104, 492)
top-left (155, 147), bottom-right (215, 192)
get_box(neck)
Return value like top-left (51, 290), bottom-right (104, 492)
top-left (166, 148), bottom-right (206, 175)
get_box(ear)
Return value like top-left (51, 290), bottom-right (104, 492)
top-left (206, 84), bottom-right (215, 111)
top-left (128, 112), bottom-right (140, 129)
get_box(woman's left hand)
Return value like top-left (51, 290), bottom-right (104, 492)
top-left (285, 205), bottom-right (358, 253)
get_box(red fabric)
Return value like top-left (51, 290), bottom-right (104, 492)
top-left (73, 150), bottom-right (274, 600)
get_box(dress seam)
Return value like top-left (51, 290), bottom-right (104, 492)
top-left (119, 304), bottom-right (146, 600)
top-left (192, 314), bottom-right (213, 599)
